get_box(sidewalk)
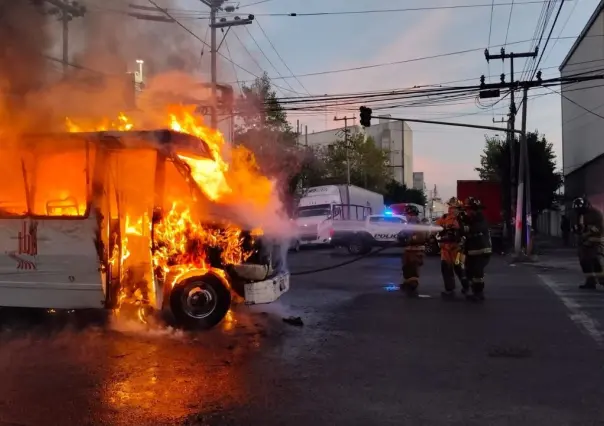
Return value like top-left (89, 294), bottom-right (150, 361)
top-left (517, 234), bottom-right (581, 273)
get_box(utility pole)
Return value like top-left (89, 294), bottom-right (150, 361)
top-left (514, 85), bottom-right (529, 256)
top-left (334, 115), bottom-right (355, 185)
top-left (485, 47), bottom-right (538, 241)
top-left (209, 0), bottom-right (220, 130)
top-left (206, 1), bottom-right (254, 130)
top-left (44, 0), bottom-right (86, 74)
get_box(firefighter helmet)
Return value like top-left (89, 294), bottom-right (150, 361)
top-left (447, 196), bottom-right (461, 207)
top-left (404, 204), bottom-right (420, 216)
top-left (572, 196), bottom-right (589, 211)
top-left (464, 197), bottom-right (482, 210)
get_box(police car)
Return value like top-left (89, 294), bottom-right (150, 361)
top-left (330, 211), bottom-right (442, 255)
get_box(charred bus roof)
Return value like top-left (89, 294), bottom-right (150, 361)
top-left (19, 129), bottom-right (212, 159)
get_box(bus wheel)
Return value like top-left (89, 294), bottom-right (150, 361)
top-left (170, 273), bottom-right (231, 330)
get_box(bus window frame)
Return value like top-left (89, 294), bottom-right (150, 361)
top-left (0, 138), bottom-right (95, 221)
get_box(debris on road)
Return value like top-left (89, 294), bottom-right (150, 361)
top-left (282, 316), bottom-right (304, 327)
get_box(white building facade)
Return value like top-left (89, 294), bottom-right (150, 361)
top-left (560, 0), bottom-right (604, 209)
top-left (298, 118), bottom-right (414, 188)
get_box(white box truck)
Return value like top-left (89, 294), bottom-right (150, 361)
top-left (293, 185), bottom-right (385, 247)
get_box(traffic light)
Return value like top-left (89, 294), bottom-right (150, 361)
top-left (359, 106), bottom-right (372, 127)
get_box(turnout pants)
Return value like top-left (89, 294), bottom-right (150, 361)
top-left (578, 244), bottom-right (604, 286)
top-left (440, 243), bottom-right (468, 292)
top-left (401, 248), bottom-right (425, 292)
top-left (465, 253), bottom-right (491, 294)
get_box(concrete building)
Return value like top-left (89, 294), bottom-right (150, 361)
top-left (412, 172), bottom-right (425, 191)
top-left (559, 0), bottom-right (604, 209)
top-left (298, 117), bottom-right (414, 187)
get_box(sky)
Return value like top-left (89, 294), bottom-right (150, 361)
top-left (171, 0), bottom-right (600, 198)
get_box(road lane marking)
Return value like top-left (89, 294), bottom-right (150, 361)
top-left (537, 274), bottom-right (604, 348)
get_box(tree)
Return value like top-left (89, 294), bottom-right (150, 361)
top-left (236, 71), bottom-right (291, 134)
top-left (383, 180), bottom-right (427, 206)
top-left (233, 73), bottom-right (311, 209)
top-left (475, 131), bottom-right (562, 218)
top-left (319, 132), bottom-right (392, 192)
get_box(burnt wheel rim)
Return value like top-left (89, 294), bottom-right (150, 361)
top-left (182, 284), bottom-right (218, 319)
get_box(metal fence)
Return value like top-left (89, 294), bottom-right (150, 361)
top-left (535, 209), bottom-right (562, 237)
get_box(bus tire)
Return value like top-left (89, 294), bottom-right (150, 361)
top-left (170, 273), bottom-right (231, 330)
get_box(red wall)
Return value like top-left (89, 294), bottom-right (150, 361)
top-left (457, 180), bottom-right (503, 225)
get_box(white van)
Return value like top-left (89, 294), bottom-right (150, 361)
top-left (0, 129), bottom-right (289, 329)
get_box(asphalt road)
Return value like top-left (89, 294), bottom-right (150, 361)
top-left (1, 248), bottom-right (604, 426)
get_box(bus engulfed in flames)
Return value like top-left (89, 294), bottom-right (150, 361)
top-left (49, 106), bottom-right (290, 329)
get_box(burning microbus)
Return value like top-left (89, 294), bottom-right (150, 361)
top-left (0, 129), bottom-right (290, 329)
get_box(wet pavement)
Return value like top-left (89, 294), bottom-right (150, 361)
top-left (1, 248), bottom-right (604, 425)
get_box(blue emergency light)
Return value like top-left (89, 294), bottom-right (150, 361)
top-left (383, 208), bottom-right (394, 215)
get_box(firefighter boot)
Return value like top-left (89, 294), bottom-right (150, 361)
top-left (441, 290), bottom-right (456, 300)
top-left (579, 277), bottom-right (597, 290)
top-left (466, 279), bottom-right (485, 302)
top-left (402, 280), bottom-right (419, 298)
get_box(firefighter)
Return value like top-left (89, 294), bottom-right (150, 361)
top-left (571, 196), bottom-right (604, 289)
top-left (461, 197), bottom-right (492, 301)
top-left (398, 204), bottom-right (428, 297)
top-left (436, 197), bottom-right (469, 299)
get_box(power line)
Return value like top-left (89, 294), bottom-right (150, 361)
top-left (247, 0), bottom-right (569, 17)
top-left (530, 0), bottom-right (566, 80)
top-left (230, 27), bottom-right (281, 95)
top-left (272, 62), bottom-right (604, 108)
top-left (547, 85), bottom-right (604, 120)
top-left (270, 74), bottom-right (604, 115)
top-left (225, 34), bottom-right (602, 83)
top-left (541, 0), bottom-right (578, 65)
top-left (237, 0), bottom-right (274, 8)
top-left (486, 0), bottom-right (496, 119)
top-left (504, 0), bottom-right (515, 46)
top-left (223, 37), bottom-right (242, 94)
top-left (242, 25), bottom-right (300, 95)
top-left (255, 19), bottom-right (311, 96)
top-left (229, 27), bottom-right (297, 97)
top-left (488, 0), bottom-right (495, 48)
top-left (519, 0), bottom-right (552, 81)
top-left (102, 0), bottom-right (569, 17)
top-left (144, 0), bottom-right (307, 96)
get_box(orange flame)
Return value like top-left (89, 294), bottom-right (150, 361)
top-left (62, 106), bottom-right (271, 320)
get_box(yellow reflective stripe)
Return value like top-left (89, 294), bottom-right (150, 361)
top-left (467, 248), bottom-right (492, 255)
top-left (404, 246), bottom-right (425, 251)
top-left (587, 237), bottom-right (604, 242)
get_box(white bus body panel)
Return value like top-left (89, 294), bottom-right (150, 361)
top-left (0, 217), bottom-right (104, 309)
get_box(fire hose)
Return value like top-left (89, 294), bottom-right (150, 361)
top-left (289, 224), bottom-right (444, 276)
top-left (289, 243), bottom-right (398, 276)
